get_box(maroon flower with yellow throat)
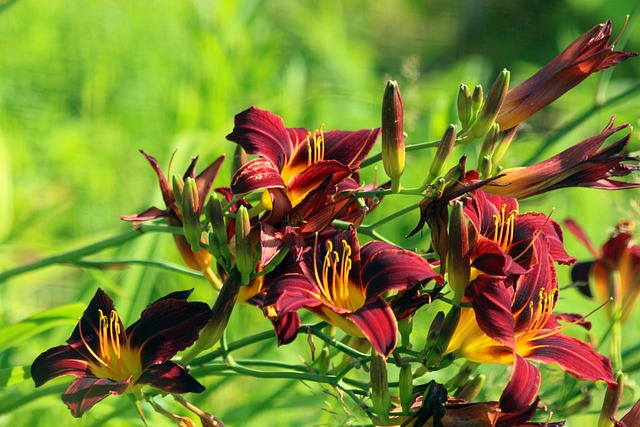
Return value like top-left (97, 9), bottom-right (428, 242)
top-left (31, 289), bottom-right (211, 417)
top-left (445, 239), bottom-right (615, 412)
top-left (462, 188), bottom-right (575, 277)
top-left (263, 227), bottom-right (443, 357)
top-left (227, 107), bottom-right (380, 223)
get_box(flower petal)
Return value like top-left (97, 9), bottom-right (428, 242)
top-left (264, 273), bottom-right (324, 314)
top-left (62, 376), bottom-right (130, 417)
top-left (135, 361), bottom-right (205, 394)
top-left (231, 158), bottom-right (285, 195)
top-left (271, 312), bottom-right (301, 346)
top-left (226, 106), bottom-right (294, 169)
top-left (498, 355), bottom-right (541, 421)
top-left (523, 333), bottom-right (615, 388)
top-left (360, 241), bottom-right (443, 300)
top-left (31, 345), bottom-right (90, 387)
top-left (322, 128), bottom-right (381, 168)
top-left (126, 299), bottom-right (211, 369)
top-left (465, 275), bottom-right (516, 350)
top-left (347, 298), bottom-right (397, 357)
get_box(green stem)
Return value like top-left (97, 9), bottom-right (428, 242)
top-left (0, 228), bottom-right (148, 283)
top-left (360, 202), bottom-right (421, 230)
top-left (309, 325), bottom-right (370, 360)
top-left (71, 258), bottom-right (204, 278)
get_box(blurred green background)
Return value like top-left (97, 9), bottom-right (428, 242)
top-left (0, 0), bottom-right (639, 425)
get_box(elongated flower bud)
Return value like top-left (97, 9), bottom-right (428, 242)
top-left (381, 80), bottom-right (405, 193)
top-left (370, 350), bottom-right (391, 418)
top-left (471, 85), bottom-right (483, 118)
top-left (398, 316), bottom-right (413, 348)
top-left (231, 145), bottom-right (248, 181)
top-left (399, 363), bottom-right (413, 413)
top-left (448, 201), bottom-right (470, 302)
top-left (470, 69), bottom-right (510, 139)
top-left (425, 311), bottom-right (445, 351)
top-left (457, 84), bottom-right (472, 129)
top-left (235, 205), bottom-right (254, 285)
top-left (172, 174), bottom-right (185, 208)
top-left (454, 374), bottom-right (485, 401)
top-left (182, 177), bottom-right (203, 253)
top-left (206, 193), bottom-right (231, 268)
top-left (491, 125), bottom-right (518, 166)
top-left (477, 123), bottom-right (500, 176)
top-left (425, 305), bottom-right (460, 368)
top-left (426, 124), bottom-right (457, 184)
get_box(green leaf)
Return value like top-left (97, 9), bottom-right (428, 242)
top-left (0, 366), bottom-right (29, 387)
top-left (0, 303), bottom-right (83, 352)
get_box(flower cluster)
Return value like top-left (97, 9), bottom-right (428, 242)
top-left (30, 19), bottom-right (639, 426)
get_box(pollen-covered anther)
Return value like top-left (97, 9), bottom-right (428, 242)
top-left (306, 125), bottom-right (326, 166)
top-left (492, 204), bottom-right (517, 252)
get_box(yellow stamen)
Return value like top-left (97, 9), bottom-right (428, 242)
top-left (492, 204), bottom-right (517, 252)
top-left (306, 125), bottom-right (326, 167)
top-left (312, 235), bottom-right (357, 310)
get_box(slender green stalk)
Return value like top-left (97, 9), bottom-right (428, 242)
top-left (71, 259), bottom-right (204, 278)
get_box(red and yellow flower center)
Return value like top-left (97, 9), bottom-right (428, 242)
top-left (515, 287), bottom-right (558, 350)
top-left (79, 309), bottom-right (142, 384)
top-left (313, 238), bottom-right (365, 313)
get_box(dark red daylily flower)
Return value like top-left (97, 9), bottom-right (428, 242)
top-left (227, 106), bottom-right (380, 223)
top-left (486, 118), bottom-right (639, 199)
top-left (496, 20), bottom-right (637, 130)
top-left (122, 151), bottom-right (225, 284)
top-left (31, 289), bottom-right (211, 417)
top-left (445, 240), bottom-right (615, 407)
top-left (462, 188), bottom-right (575, 277)
top-left (567, 219), bottom-right (640, 323)
top-left (263, 226), bottom-right (443, 357)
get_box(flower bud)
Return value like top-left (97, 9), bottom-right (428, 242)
top-left (454, 374), bottom-right (485, 401)
top-left (470, 70), bottom-right (510, 139)
top-left (477, 123), bottom-right (500, 175)
top-left (231, 145), bottom-right (248, 181)
top-left (398, 316), bottom-right (413, 348)
top-left (471, 85), bottom-right (483, 118)
top-left (425, 311), bottom-right (445, 351)
top-left (178, 417), bottom-right (198, 427)
top-left (381, 80), bottom-right (405, 193)
top-left (370, 350), bottom-right (391, 418)
top-left (398, 363), bottom-right (413, 413)
top-left (206, 193), bottom-right (231, 268)
top-left (182, 177), bottom-right (203, 253)
top-left (235, 205), bottom-right (254, 285)
top-left (426, 124), bottom-right (457, 184)
top-left (447, 201), bottom-right (470, 302)
top-left (425, 305), bottom-right (460, 368)
top-left (457, 84), bottom-right (472, 129)
top-left (490, 125), bottom-right (518, 166)
top-left (172, 174), bottom-right (185, 209)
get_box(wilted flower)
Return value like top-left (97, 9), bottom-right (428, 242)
top-left (485, 118), bottom-right (639, 199)
top-left (30, 289), bottom-right (211, 417)
top-left (496, 20), bottom-right (637, 130)
top-left (263, 226), bottom-right (442, 356)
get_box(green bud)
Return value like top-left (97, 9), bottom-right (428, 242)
top-left (447, 201), bottom-right (470, 301)
top-left (470, 69), bottom-right (510, 139)
top-left (206, 193), bottom-right (231, 268)
top-left (471, 84), bottom-right (483, 118)
top-left (398, 316), bottom-right (413, 348)
top-left (172, 174), bottom-right (185, 208)
top-left (182, 177), bottom-right (203, 253)
top-left (454, 374), bottom-right (485, 401)
top-left (369, 350), bottom-right (391, 418)
top-left (235, 205), bottom-right (254, 285)
top-left (231, 145), bottom-right (248, 180)
top-left (425, 305), bottom-right (460, 368)
top-left (425, 311), bottom-right (445, 351)
top-left (457, 84), bottom-right (472, 129)
top-left (399, 363), bottom-right (413, 413)
top-left (437, 304), bottom-right (461, 352)
top-left (477, 123), bottom-right (500, 168)
top-left (381, 80), bottom-right (405, 193)
top-left (426, 124), bottom-right (457, 184)
top-left (478, 155), bottom-right (493, 179)
top-left (599, 371), bottom-right (624, 427)
top-left (491, 126), bottom-right (518, 166)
